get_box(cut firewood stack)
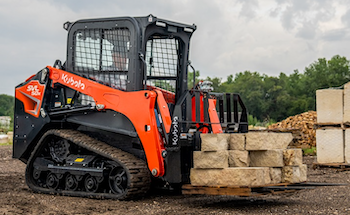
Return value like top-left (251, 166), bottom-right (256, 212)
top-left (190, 132), bottom-right (307, 187)
top-left (315, 84), bottom-right (350, 164)
top-left (267, 111), bottom-right (317, 149)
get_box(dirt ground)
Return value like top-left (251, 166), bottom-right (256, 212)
top-left (1, 145), bottom-right (350, 215)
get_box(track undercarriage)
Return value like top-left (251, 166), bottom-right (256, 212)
top-left (25, 129), bottom-right (151, 199)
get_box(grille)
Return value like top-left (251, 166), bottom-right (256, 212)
top-left (73, 28), bottom-right (130, 91)
top-left (145, 38), bottom-right (179, 104)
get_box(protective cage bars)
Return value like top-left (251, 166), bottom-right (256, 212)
top-left (72, 28), bottom-right (130, 84)
top-left (70, 28), bottom-right (132, 106)
top-left (178, 91), bottom-right (248, 133)
top-left (145, 37), bottom-right (180, 104)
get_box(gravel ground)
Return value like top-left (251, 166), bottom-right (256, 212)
top-left (0, 144), bottom-right (350, 215)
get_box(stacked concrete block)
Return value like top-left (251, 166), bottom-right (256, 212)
top-left (316, 89), bottom-right (343, 124)
top-left (343, 83), bottom-right (350, 124)
top-left (228, 150), bottom-right (250, 167)
top-left (250, 149), bottom-right (284, 167)
top-left (283, 149), bottom-right (303, 166)
top-left (245, 132), bottom-right (293, 150)
top-left (315, 87), bottom-right (349, 164)
top-left (191, 132), bottom-right (306, 187)
top-left (228, 133), bottom-right (249, 167)
top-left (229, 134), bottom-right (245, 150)
top-left (282, 164), bottom-right (307, 183)
top-left (316, 128), bottom-right (344, 163)
top-left (344, 83), bottom-right (350, 163)
top-left (200, 133), bottom-right (229, 151)
top-left (345, 129), bottom-right (350, 163)
top-left (269, 168), bottom-right (282, 184)
top-left (190, 167), bottom-right (271, 187)
top-left (193, 151), bottom-right (228, 169)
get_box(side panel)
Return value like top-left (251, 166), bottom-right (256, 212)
top-left (49, 66), bottom-right (166, 176)
top-left (15, 80), bottom-right (45, 118)
top-left (13, 78), bottom-right (51, 160)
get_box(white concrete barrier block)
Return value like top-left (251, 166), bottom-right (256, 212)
top-left (316, 128), bottom-right (344, 163)
top-left (316, 89), bottom-right (343, 124)
top-left (344, 129), bottom-right (350, 163)
top-left (343, 82), bottom-right (350, 123)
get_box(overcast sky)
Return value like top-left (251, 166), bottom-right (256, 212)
top-left (1, 0), bottom-right (350, 96)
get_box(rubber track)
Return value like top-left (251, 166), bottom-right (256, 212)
top-left (25, 129), bottom-right (151, 199)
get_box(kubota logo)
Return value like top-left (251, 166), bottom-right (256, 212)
top-left (27, 85), bottom-right (41, 96)
top-left (62, 74), bottom-right (85, 90)
top-left (171, 116), bottom-right (179, 145)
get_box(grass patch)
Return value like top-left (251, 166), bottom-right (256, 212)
top-left (303, 147), bottom-right (316, 156)
top-left (0, 141), bottom-right (12, 146)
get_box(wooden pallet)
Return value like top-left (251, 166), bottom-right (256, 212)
top-left (312, 162), bottom-right (350, 170)
top-left (314, 123), bottom-right (350, 129)
top-left (182, 183), bottom-right (313, 197)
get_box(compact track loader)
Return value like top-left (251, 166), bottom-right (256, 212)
top-left (15, 15), bottom-right (315, 199)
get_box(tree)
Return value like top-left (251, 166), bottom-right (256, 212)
top-left (0, 94), bottom-right (14, 130)
top-left (303, 55), bottom-right (350, 110)
top-left (225, 71), bottom-right (266, 121)
top-left (187, 70), bottom-right (201, 89)
top-left (205, 76), bottom-right (222, 92)
top-left (0, 94), bottom-right (14, 117)
top-left (203, 55), bottom-right (350, 124)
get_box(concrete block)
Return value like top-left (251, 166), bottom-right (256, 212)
top-left (200, 133), bottom-right (230, 151)
top-left (229, 134), bottom-right (245, 150)
top-left (299, 164), bottom-right (307, 182)
top-left (193, 151), bottom-right (228, 169)
top-left (344, 129), bottom-right (350, 163)
top-left (245, 132), bottom-right (293, 150)
top-left (283, 149), bottom-right (303, 166)
top-left (316, 89), bottom-right (343, 124)
top-left (249, 149), bottom-right (284, 167)
top-left (316, 128), bottom-right (344, 163)
top-left (344, 83), bottom-right (350, 123)
top-left (282, 164), bottom-right (307, 183)
top-left (190, 167), bottom-right (271, 187)
top-left (269, 168), bottom-right (282, 184)
top-left (228, 150), bottom-right (250, 167)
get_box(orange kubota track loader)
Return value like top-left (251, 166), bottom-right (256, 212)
top-left (13, 15), bottom-right (249, 199)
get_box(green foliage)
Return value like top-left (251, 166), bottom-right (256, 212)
top-left (248, 115), bottom-right (258, 126)
top-left (188, 70), bottom-right (201, 89)
top-left (0, 94), bottom-right (14, 117)
top-left (207, 55), bottom-right (350, 123)
top-left (152, 80), bottom-right (175, 92)
top-left (0, 139), bottom-right (12, 146)
top-left (0, 94), bottom-right (14, 132)
top-left (302, 147), bottom-right (316, 156)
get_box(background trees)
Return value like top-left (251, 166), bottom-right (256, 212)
top-left (0, 94), bottom-right (14, 117)
top-left (1, 55), bottom-right (350, 126)
top-left (203, 55), bottom-right (350, 124)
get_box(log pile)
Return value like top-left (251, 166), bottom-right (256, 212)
top-left (268, 111), bottom-right (317, 148)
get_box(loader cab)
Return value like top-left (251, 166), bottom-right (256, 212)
top-left (64, 15), bottom-right (196, 108)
